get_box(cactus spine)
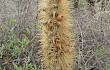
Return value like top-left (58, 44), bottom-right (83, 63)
top-left (39, 0), bottom-right (76, 70)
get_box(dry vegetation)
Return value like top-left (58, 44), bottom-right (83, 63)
top-left (0, 0), bottom-right (110, 70)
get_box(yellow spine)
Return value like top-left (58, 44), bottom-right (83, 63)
top-left (39, 0), bottom-right (76, 70)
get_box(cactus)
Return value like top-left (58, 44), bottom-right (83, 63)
top-left (38, 0), bottom-right (76, 70)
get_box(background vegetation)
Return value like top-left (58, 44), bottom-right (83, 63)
top-left (0, 0), bottom-right (110, 70)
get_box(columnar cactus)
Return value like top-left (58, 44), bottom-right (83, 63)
top-left (38, 0), bottom-right (76, 70)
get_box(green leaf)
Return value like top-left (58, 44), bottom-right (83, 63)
top-left (11, 52), bottom-right (16, 57)
top-left (19, 66), bottom-right (23, 70)
top-left (9, 19), bottom-right (17, 25)
top-left (23, 28), bottom-right (31, 35)
top-left (23, 37), bottom-right (30, 45)
top-left (0, 67), bottom-right (2, 70)
top-left (106, 64), bottom-right (110, 70)
top-left (13, 63), bottom-right (21, 70)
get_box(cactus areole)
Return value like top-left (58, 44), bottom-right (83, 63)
top-left (38, 0), bottom-right (76, 70)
